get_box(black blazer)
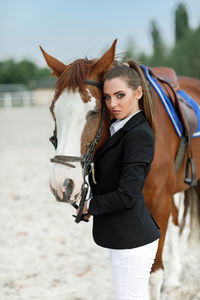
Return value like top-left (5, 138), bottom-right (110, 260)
top-left (88, 111), bottom-right (160, 249)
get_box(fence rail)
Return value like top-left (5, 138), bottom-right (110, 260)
top-left (0, 91), bottom-right (35, 108)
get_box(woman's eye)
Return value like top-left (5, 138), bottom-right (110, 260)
top-left (103, 95), bottom-right (110, 101)
top-left (117, 93), bottom-right (125, 98)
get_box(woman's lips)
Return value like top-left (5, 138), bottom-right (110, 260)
top-left (112, 110), bottom-right (121, 114)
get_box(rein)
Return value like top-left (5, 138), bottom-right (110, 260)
top-left (50, 79), bottom-right (104, 223)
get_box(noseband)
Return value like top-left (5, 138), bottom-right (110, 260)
top-left (50, 79), bottom-right (104, 223)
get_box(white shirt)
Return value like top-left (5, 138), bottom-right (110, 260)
top-left (110, 110), bottom-right (142, 137)
top-left (87, 110), bottom-right (142, 210)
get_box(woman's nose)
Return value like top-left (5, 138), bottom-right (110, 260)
top-left (110, 98), bottom-right (118, 108)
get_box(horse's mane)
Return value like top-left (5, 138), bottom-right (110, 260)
top-left (56, 58), bottom-right (96, 96)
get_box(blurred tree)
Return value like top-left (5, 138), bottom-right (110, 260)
top-left (150, 20), bottom-right (166, 66)
top-left (175, 3), bottom-right (190, 42)
top-left (122, 37), bottom-right (136, 61)
top-left (0, 59), bottom-right (51, 86)
top-left (137, 52), bottom-right (151, 66)
top-left (168, 26), bottom-right (200, 78)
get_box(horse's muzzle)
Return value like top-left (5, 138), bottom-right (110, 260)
top-left (50, 178), bottom-right (79, 204)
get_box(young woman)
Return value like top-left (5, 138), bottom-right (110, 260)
top-left (79, 60), bottom-right (161, 300)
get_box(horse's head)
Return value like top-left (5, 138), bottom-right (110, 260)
top-left (41, 40), bottom-right (117, 204)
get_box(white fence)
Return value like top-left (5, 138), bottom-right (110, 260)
top-left (0, 91), bottom-right (35, 108)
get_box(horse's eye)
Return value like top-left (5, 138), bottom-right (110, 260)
top-left (87, 109), bottom-right (99, 118)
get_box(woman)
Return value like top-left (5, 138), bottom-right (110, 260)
top-left (79, 60), bottom-right (161, 300)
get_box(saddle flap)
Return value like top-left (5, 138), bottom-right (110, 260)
top-left (151, 67), bottom-right (180, 91)
top-left (178, 95), bottom-right (198, 136)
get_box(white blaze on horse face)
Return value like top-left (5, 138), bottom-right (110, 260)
top-left (49, 90), bottom-right (97, 202)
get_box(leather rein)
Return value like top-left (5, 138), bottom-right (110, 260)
top-left (50, 79), bottom-right (104, 223)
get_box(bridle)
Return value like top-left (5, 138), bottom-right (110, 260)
top-left (50, 79), bottom-right (104, 223)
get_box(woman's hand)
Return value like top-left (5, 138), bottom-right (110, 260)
top-left (76, 202), bottom-right (91, 221)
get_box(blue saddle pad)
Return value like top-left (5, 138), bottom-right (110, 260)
top-left (141, 65), bottom-right (200, 138)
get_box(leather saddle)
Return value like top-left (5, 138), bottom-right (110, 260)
top-left (148, 66), bottom-right (197, 186)
top-left (149, 66), bottom-right (198, 137)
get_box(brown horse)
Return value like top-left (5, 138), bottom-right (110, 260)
top-left (41, 40), bottom-right (200, 299)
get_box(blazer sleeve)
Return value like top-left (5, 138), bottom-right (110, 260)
top-left (88, 127), bottom-right (155, 216)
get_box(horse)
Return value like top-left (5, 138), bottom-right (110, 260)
top-left (40, 39), bottom-right (200, 299)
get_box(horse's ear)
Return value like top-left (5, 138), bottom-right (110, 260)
top-left (92, 39), bottom-right (117, 76)
top-left (40, 46), bottom-right (67, 77)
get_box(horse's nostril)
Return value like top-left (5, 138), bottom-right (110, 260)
top-left (63, 178), bottom-right (73, 199)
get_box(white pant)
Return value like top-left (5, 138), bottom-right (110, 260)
top-left (109, 239), bottom-right (159, 300)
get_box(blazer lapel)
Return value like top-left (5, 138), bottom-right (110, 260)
top-left (94, 111), bottom-right (146, 162)
top-left (94, 128), bottom-right (125, 162)
top-left (122, 111), bottom-right (146, 132)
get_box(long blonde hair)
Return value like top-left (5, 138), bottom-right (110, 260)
top-left (103, 60), bottom-right (157, 137)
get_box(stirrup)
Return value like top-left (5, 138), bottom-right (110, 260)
top-left (184, 157), bottom-right (197, 186)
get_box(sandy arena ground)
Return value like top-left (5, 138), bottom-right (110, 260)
top-left (1, 107), bottom-right (200, 300)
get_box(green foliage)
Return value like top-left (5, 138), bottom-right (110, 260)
top-left (121, 38), bottom-right (152, 66)
top-left (175, 3), bottom-right (190, 42)
top-left (137, 53), bottom-right (151, 66)
top-left (0, 59), bottom-right (51, 86)
top-left (149, 21), bottom-right (167, 66)
top-left (122, 2), bottom-right (200, 79)
top-left (168, 26), bottom-right (200, 78)
top-left (123, 38), bottom-right (136, 61)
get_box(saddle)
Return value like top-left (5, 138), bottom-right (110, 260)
top-left (150, 67), bottom-right (198, 137)
top-left (148, 66), bottom-right (197, 186)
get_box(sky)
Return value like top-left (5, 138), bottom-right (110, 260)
top-left (1, 0), bottom-right (200, 67)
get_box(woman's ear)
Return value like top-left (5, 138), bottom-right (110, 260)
top-left (136, 86), bottom-right (143, 100)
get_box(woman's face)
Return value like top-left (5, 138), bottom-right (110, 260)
top-left (103, 77), bottom-right (142, 120)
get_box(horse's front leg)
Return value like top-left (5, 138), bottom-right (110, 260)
top-left (149, 235), bottom-right (165, 299)
top-left (147, 193), bottom-right (173, 300)
top-left (162, 193), bottom-right (183, 290)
